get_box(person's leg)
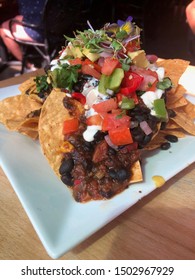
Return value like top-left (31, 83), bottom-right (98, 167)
top-left (0, 15), bottom-right (35, 62)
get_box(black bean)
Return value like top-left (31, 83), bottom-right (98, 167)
top-left (116, 168), bottom-right (130, 182)
top-left (108, 147), bottom-right (116, 155)
top-left (61, 172), bottom-right (74, 186)
top-left (148, 114), bottom-right (158, 121)
top-left (135, 114), bottom-right (146, 122)
top-left (142, 134), bottom-right (153, 145)
top-left (160, 142), bottom-right (171, 150)
top-left (160, 122), bottom-right (167, 130)
top-left (168, 109), bottom-right (176, 118)
top-left (109, 169), bottom-right (117, 179)
top-left (133, 133), bottom-right (145, 143)
top-left (38, 92), bottom-right (45, 99)
top-left (59, 158), bottom-right (74, 175)
top-left (165, 134), bottom-right (178, 143)
top-left (83, 141), bottom-right (93, 152)
top-left (72, 82), bottom-right (83, 92)
top-left (99, 189), bottom-right (113, 199)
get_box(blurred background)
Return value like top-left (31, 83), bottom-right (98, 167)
top-left (0, 0), bottom-right (194, 80)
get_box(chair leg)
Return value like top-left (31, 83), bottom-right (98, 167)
top-left (20, 45), bottom-right (27, 74)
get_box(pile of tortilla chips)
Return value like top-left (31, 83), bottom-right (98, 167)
top-left (143, 59), bottom-right (195, 150)
top-left (0, 84), bottom-right (41, 139)
top-left (0, 59), bottom-right (195, 196)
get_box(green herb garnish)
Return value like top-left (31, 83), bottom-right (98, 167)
top-left (48, 63), bottom-right (81, 90)
top-left (157, 77), bottom-right (172, 90)
top-left (34, 75), bottom-right (49, 93)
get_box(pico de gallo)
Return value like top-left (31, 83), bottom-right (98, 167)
top-left (35, 17), bottom-right (173, 202)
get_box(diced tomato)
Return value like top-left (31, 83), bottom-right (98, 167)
top-left (81, 64), bottom-right (101, 79)
top-left (92, 98), bottom-right (118, 113)
top-left (109, 126), bottom-right (133, 146)
top-left (101, 57), bottom-right (120, 76)
top-left (72, 92), bottom-right (86, 105)
top-left (86, 114), bottom-right (103, 126)
top-left (102, 113), bottom-right (130, 131)
top-left (82, 58), bottom-right (91, 65)
top-left (68, 58), bottom-right (83, 65)
top-left (82, 59), bottom-right (102, 72)
top-left (121, 71), bottom-right (143, 89)
top-left (63, 118), bottom-right (79, 134)
top-left (131, 66), bottom-right (158, 91)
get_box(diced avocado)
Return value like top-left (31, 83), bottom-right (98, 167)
top-left (153, 99), bottom-right (168, 121)
top-left (128, 50), bottom-right (149, 68)
top-left (70, 46), bottom-right (83, 58)
top-left (82, 47), bottom-right (100, 62)
top-left (108, 68), bottom-right (124, 92)
top-left (98, 68), bottom-right (124, 94)
top-left (98, 74), bottom-right (110, 94)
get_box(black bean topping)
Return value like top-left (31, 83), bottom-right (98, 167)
top-left (168, 109), bottom-right (176, 118)
top-left (160, 122), bottom-right (167, 130)
top-left (135, 114), bottom-right (146, 122)
top-left (116, 168), bottom-right (130, 182)
top-left (61, 172), bottom-right (74, 186)
top-left (99, 189), bottom-right (114, 199)
top-left (38, 92), bottom-right (45, 99)
top-left (133, 133), bottom-right (145, 143)
top-left (59, 158), bottom-right (74, 175)
top-left (160, 142), bottom-right (171, 150)
top-left (142, 134), bottom-right (153, 145)
top-left (72, 82), bottom-right (83, 92)
top-left (108, 169), bottom-right (117, 179)
top-left (164, 134), bottom-right (178, 143)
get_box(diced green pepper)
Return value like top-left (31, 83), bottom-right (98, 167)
top-left (153, 98), bottom-right (168, 121)
top-left (120, 97), bottom-right (135, 109)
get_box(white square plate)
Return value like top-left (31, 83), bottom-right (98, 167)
top-left (0, 70), bottom-right (195, 259)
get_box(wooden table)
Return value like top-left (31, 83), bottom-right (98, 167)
top-left (0, 72), bottom-right (195, 260)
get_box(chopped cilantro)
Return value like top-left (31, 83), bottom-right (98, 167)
top-left (119, 57), bottom-right (132, 71)
top-left (34, 75), bottom-right (49, 93)
top-left (48, 63), bottom-right (81, 90)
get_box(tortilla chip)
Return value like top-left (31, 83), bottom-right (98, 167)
top-left (157, 59), bottom-right (190, 92)
top-left (0, 94), bottom-right (42, 139)
top-left (160, 129), bottom-right (186, 138)
top-left (129, 160), bottom-right (143, 183)
top-left (165, 119), bottom-right (181, 129)
top-left (17, 129), bottom-right (39, 140)
top-left (144, 132), bottom-right (167, 150)
top-left (19, 77), bottom-right (37, 94)
top-left (183, 100), bottom-right (195, 119)
top-left (39, 89), bottom-right (84, 178)
top-left (0, 94), bottom-right (42, 124)
top-left (171, 107), bottom-right (195, 135)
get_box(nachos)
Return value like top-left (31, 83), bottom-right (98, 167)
top-left (0, 17), bottom-right (195, 202)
